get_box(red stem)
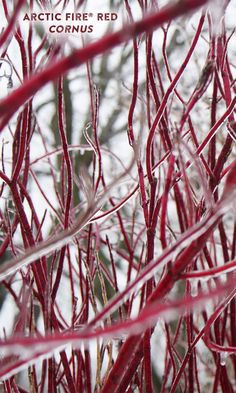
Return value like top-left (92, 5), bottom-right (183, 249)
top-left (0, 0), bottom-right (208, 130)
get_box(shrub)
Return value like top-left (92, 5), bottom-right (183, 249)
top-left (0, 0), bottom-right (236, 392)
